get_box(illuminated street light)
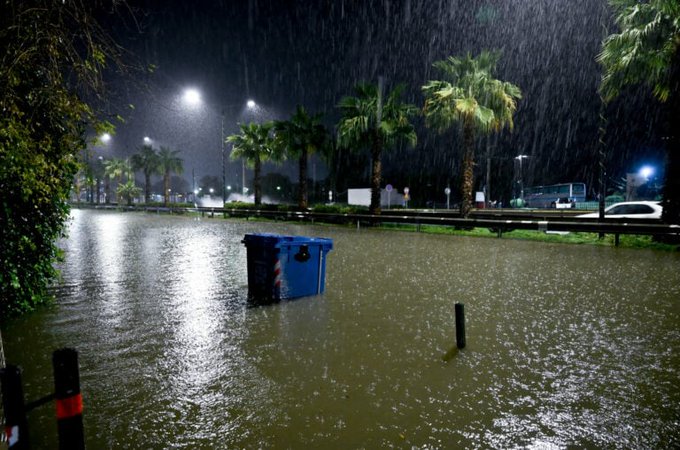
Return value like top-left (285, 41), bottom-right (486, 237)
top-left (639, 165), bottom-right (654, 181)
top-left (100, 133), bottom-right (112, 143)
top-left (180, 88), bottom-right (258, 202)
top-left (143, 136), bottom-right (152, 144)
top-left (183, 88), bottom-right (201, 106)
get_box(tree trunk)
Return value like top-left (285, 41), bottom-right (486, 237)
top-left (116, 175), bottom-right (123, 204)
top-left (75, 178), bottom-right (81, 203)
top-left (163, 171), bottom-right (170, 206)
top-left (459, 120), bottom-right (475, 218)
top-left (330, 141), bottom-right (340, 202)
top-left (370, 134), bottom-right (383, 215)
top-left (254, 157), bottom-right (262, 205)
top-left (104, 177), bottom-right (110, 204)
top-left (144, 170), bottom-right (151, 203)
top-left (298, 147), bottom-right (308, 209)
top-left (662, 45), bottom-right (680, 227)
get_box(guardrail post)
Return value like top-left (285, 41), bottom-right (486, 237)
top-left (455, 303), bottom-right (466, 349)
top-left (53, 348), bottom-right (84, 450)
top-left (0, 365), bottom-right (30, 449)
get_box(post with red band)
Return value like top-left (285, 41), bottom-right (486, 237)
top-left (0, 365), bottom-right (30, 449)
top-left (52, 348), bottom-right (84, 450)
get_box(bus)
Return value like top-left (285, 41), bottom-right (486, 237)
top-left (523, 182), bottom-right (586, 208)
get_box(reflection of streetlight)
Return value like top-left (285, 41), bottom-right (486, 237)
top-left (515, 154), bottom-right (529, 204)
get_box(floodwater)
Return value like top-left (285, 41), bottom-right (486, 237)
top-left (2, 209), bottom-right (680, 448)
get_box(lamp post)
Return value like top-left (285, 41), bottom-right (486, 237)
top-left (221, 112), bottom-right (226, 202)
top-left (515, 154), bottom-right (529, 204)
top-left (182, 89), bottom-right (256, 204)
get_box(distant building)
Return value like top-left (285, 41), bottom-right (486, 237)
top-left (348, 188), bottom-right (404, 207)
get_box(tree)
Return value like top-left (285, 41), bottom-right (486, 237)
top-left (157, 147), bottom-right (184, 206)
top-left (598, 0), bottom-right (680, 225)
top-left (131, 145), bottom-right (160, 203)
top-left (337, 82), bottom-right (418, 215)
top-left (117, 180), bottom-right (142, 206)
top-left (0, 0), bottom-right (124, 316)
top-left (227, 122), bottom-right (278, 205)
top-left (103, 157), bottom-right (128, 203)
top-left (422, 51), bottom-right (522, 218)
top-left (273, 106), bottom-right (329, 209)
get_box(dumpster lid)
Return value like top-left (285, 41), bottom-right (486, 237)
top-left (243, 233), bottom-right (333, 250)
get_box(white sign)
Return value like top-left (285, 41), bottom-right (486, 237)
top-left (404, 187), bottom-right (410, 195)
top-left (7, 425), bottom-right (19, 446)
top-left (444, 187), bottom-right (451, 195)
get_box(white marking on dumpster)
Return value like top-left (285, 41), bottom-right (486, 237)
top-left (274, 259), bottom-right (281, 291)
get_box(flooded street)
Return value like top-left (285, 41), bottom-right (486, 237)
top-left (3, 209), bottom-right (680, 448)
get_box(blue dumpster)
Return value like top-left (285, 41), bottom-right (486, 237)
top-left (242, 233), bottom-right (333, 301)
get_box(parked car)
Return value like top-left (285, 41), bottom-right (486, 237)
top-left (577, 201), bottom-right (663, 219)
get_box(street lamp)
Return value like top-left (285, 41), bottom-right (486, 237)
top-left (639, 165), bottom-right (654, 181)
top-left (515, 154), bottom-right (529, 204)
top-left (143, 136), bottom-right (152, 145)
top-left (180, 88), bottom-right (259, 203)
top-left (183, 88), bottom-right (201, 106)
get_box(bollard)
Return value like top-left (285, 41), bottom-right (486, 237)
top-left (455, 303), bottom-right (466, 349)
top-left (0, 365), bottom-right (30, 449)
top-left (53, 348), bottom-right (85, 450)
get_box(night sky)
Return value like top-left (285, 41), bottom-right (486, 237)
top-left (94, 0), bottom-right (667, 204)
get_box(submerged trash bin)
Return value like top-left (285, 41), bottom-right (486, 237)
top-left (242, 233), bottom-right (333, 301)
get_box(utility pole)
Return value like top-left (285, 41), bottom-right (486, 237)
top-left (221, 112), bottom-right (228, 204)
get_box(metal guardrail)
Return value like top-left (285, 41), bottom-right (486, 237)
top-left (76, 204), bottom-right (680, 240)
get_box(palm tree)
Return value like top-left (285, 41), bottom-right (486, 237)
top-left (337, 82), bottom-right (418, 215)
top-left (422, 51), bottom-right (521, 218)
top-left (598, 0), bottom-right (680, 225)
top-left (157, 147), bottom-right (184, 206)
top-left (227, 122), bottom-right (277, 206)
top-left (130, 145), bottom-right (160, 203)
top-left (117, 180), bottom-right (142, 206)
top-left (103, 157), bottom-right (128, 203)
top-left (273, 106), bottom-right (329, 209)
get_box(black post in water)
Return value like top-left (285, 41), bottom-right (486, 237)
top-left (455, 303), bottom-right (466, 349)
top-left (53, 348), bottom-right (85, 450)
top-left (0, 365), bottom-right (30, 449)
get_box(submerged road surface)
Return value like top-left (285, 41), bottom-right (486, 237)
top-left (2, 209), bottom-right (679, 448)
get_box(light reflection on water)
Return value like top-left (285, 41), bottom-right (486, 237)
top-left (2, 209), bottom-right (679, 448)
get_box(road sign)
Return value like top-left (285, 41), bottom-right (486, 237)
top-left (444, 187), bottom-right (451, 195)
top-left (385, 184), bottom-right (393, 192)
